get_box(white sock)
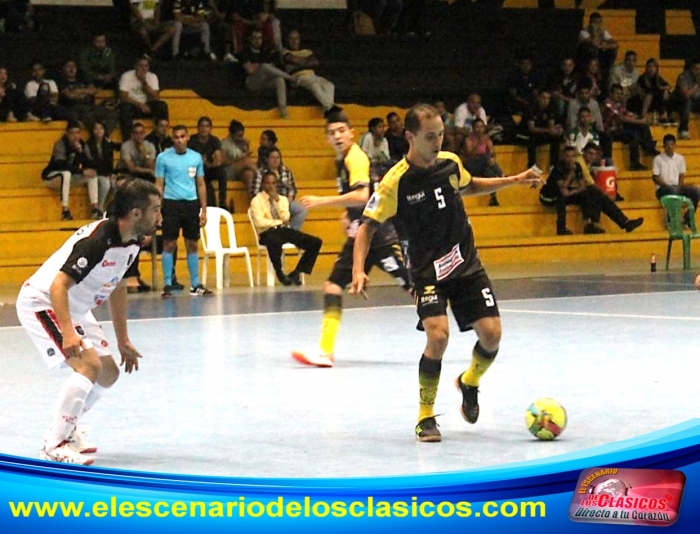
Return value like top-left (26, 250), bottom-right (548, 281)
top-left (82, 382), bottom-right (107, 415)
top-left (60, 171), bottom-right (71, 207)
top-left (45, 373), bottom-right (93, 449)
top-left (86, 176), bottom-right (98, 205)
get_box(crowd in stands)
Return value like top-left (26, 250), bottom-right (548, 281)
top-left (3, 4), bottom-right (700, 245)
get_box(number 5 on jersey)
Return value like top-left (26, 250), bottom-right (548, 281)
top-left (435, 187), bottom-right (446, 209)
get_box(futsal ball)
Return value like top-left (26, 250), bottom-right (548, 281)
top-left (525, 398), bottom-right (567, 441)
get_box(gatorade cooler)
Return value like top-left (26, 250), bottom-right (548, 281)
top-left (595, 166), bottom-right (618, 198)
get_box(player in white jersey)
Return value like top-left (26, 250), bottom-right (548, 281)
top-left (16, 179), bottom-right (161, 465)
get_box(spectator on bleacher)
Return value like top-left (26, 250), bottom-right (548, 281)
top-left (579, 57), bottom-right (603, 101)
top-left (84, 120), bottom-right (118, 214)
top-left (453, 92), bottom-right (488, 152)
top-left (172, 0), bottom-right (217, 60)
top-left (567, 106), bottom-right (600, 156)
top-left (566, 78), bottom-right (604, 132)
top-left (506, 53), bottom-right (539, 115)
top-left (577, 11), bottom-right (618, 86)
top-left (609, 50), bottom-right (640, 106)
top-left (548, 57), bottom-right (578, 125)
top-left (257, 128), bottom-right (277, 167)
top-left (130, 0), bottom-right (177, 59)
top-left (462, 118), bottom-right (503, 207)
top-left (652, 133), bottom-right (700, 220)
top-left (549, 146), bottom-right (643, 236)
top-left (221, 118), bottom-right (256, 203)
top-left (282, 29), bottom-right (338, 114)
top-left (79, 32), bottom-right (117, 89)
top-left (515, 90), bottom-right (564, 169)
top-left (0, 0), bottom-right (35, 32)
top-left (118, 122), bottom-right (157, 181)
top-left (635, 58), bottom-right (672, 125)
top-left (24, 60), bottom-right (64, 122)
top-left (355, 0), bottom-right (403, 35)
top-left (240, 29), bottom-right (294, 118)
top-left (674, 58), bottom-right (700, 140)
top-left (433, 98), bottom-right (456, 152)
top-left (221, 0), bottom-right (279, 61)
top-left (385, 111), bottom-right (408, 163)
top-left (146, 117), bottom-right (174, 153)
top-left (118, 56), bottom-right (169, 141)
top-left (58, 59), bottom-right (118, 136)
top-left (359, 117), bottom-right (391, 177)
top-left (188, 116), bottom-right (227, 209)
top-left (249, 171), bottom-right (322, 286)
top-left (0, 66), bottom-right (24, 122)
top-left (254, 147), bottom-right (307, 230)
top-left (41, 122), bottom-right (102, 221)
top-left (601, 83), bottom-right (658, 171)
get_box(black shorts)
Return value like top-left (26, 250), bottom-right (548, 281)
top-left (161, 199), bottom-right (201, 241)
top-left (328, 239), bottom-right (410, 290)
top-left (414, 271), bottom-right (499, 332)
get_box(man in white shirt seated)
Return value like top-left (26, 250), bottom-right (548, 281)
top-left (250, 171), bottom-right (322, 286)
top-left (652, 133), bottom-right (700, 222)
top-left (118, 56), bottom-right (169, 141)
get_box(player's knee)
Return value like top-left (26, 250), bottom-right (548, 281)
top-left (478, 323), bottom-right (502, 351)
top-left (97, 357), bottom-right (120, 388)
top-left (72, 350), bottom-right (103, 381)
top-left (426, 323), bottom-right (449, 352)
top-left (323, 281), bottom-right (343, 295)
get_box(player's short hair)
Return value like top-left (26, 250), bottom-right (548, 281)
top-left (578, 106), bottom-right (591, 115)
top-left (404, 103), bottom-right (439, 134)
top-left (583, 141), bottom-right (600, 152)
top-left (325, 109), bottom-right (351, 127)
top-left (663, 134), bottom-right (676, 144)
top-left (66, 121), bottom-right (81, 131)
top-left (114, 178), bottom-right (160, 218)
top-left (386, 111), bottom-right (400, 122)
top-left (172, 124), bottom-right (188, 135)
top-left (197, 116), bottom-right (212, 127)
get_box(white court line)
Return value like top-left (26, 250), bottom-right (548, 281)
top-left (500, 308), bottom-right (700, 322)
top-left (1, 288), bottom-right (697, 331)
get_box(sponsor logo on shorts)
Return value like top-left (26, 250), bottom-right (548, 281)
top-left (101, 260), bottom-right (116, 267)
top-left (569, 467), bottom-right (685, 527)
top-left (47, 348), bottom-right (55, 357)
top-left (101, 340), bottom-right (108, 347)
top-left (75, 325), bottom-right (85, 336)
top-left (433, 244), bottom-right (464, 281)
top-left (419, 285), bottom-right (438, 305)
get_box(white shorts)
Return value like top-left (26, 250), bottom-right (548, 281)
top-left (16, 305), bottom-right (112, 370)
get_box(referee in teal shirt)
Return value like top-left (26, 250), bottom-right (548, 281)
top-left (155, 125), bottom-right (212, 297)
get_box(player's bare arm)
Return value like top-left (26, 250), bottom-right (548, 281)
top-left (350, 221), bottom-right (378, 297)
top-left (109, 280), bottom-right (142, 373)
top-left (49, 272), bottom-right (82, 359)
top-left (299, 185), bottom-right (370, 209)
top-left (463, 168), bottom-right (543, 196)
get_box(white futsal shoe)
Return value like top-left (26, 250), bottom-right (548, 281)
top-left (291, 350), bottom-right (334, 368)
top-left (40, 441), bottom-right (95, 465)
top-left (67, 426), bottom-right (97, 454)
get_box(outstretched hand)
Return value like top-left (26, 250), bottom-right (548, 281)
top-left (118, 340), bottom-right (142, 373)
top-left (349, 272), bottom-right (370, 300)
top-left (515, 167), bottom-right (545, 188)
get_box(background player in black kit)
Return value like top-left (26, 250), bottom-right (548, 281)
top-left (352, 103), bottom-right (542, 442)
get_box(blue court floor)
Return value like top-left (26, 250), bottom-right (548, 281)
top-left (0, 271), bottom-right (698, 478)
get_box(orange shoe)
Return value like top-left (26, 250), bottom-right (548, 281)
top-left (291, 350), bottom-right (334, 368)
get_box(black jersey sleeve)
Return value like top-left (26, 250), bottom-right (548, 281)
top-left (59, 226), bottom-right (110, 283)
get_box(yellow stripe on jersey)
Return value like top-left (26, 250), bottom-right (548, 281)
top-left (362, 158), bottom-right (409, 224)
top-left (345, 144), bottom-right (371, 189)
top-left (437, 151), bottom-right (472, 189)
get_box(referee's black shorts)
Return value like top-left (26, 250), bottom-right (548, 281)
top-left (161, 199), bottom-right (201, 241)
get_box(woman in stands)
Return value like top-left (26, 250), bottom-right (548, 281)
top-left (257, 128), bottom-right (278, 168)
top-left (84, 120), bottom-right (117, 215)
top-left (461, 118), bottom-right (504, 207)
top-left (0, 66), bottom-right (25, 122)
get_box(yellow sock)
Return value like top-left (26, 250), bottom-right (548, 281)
top-left (461, 343), bottom-right (498, 387)
top-left (319, 294), bottom-right (342, 355)
top-left (418, 355), bottom-right (441, 421)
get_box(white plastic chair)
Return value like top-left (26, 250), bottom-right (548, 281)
top-left (201, 207), bottom-right (254, 289)
top-left (247, 208), bottom-right (304, 286)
